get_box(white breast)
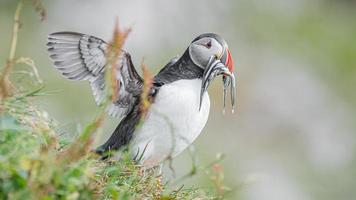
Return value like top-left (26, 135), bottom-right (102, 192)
top-left (130, 79), bottom-right (210, 167)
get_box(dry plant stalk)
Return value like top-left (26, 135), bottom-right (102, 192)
top-left (58, 21), bottom-right (132, 164)
top-left (16, 57), bottom-right (43, 83)
top-left (106, 20), bottom-right (131, 103)
top-left (0, 0), bottom-right (46, 101)
top-left (140, 60), bottom-right (153, 119)
top-left (0, 0), bottom-right (24, 100)
top-left (57, 115), bottom-right (104, 164)
top-left (32, 0), bottom-right (47, 21)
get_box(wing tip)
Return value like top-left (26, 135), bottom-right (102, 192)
top-left (49, 31), bottom-right (83, 37)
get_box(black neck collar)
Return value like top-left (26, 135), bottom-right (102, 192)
top-left (153, 49), bottom-right (203, 85)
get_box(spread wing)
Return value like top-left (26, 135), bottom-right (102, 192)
top-left (47, 32), bottom-right (143, 118)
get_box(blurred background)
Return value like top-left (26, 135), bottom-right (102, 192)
top-left (1, 0), bottom-right (356, 199)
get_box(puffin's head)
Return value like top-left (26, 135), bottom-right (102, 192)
top-left (189, 33), bottom-right (236, 113)
top-left (189, 33), bottom-right (234, 74)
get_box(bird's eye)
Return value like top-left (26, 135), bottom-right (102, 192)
top-left (206, 41), bottom-right (212, 49)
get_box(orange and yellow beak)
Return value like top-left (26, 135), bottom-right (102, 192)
top-left (225, 49), bottom-right (234, 73)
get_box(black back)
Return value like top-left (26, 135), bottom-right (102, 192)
top-left (96, 48), bottom-right (203, 155)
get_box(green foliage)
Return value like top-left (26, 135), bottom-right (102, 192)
top-left (0, 92), bottom-right (216, 199)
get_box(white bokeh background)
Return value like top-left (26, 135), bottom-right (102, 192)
top-left (1, 0), bottom-right (355, 199)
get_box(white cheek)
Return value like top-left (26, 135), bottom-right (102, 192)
top-left (189, 45), bottom-right (206, 69)
top-left (189, 39), bottom-right (223, 68)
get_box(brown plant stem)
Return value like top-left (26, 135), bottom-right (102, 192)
top-left (140, 60), bottom-right (153, 119)
top-left (0, 0), bottom-right (24, 100)
top-left (106, 20), bottom-right (131, 103)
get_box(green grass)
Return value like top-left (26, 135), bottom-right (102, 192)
top-left (0, 87), bottom-right (220, 200)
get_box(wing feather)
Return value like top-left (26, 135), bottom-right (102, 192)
top-left (47, 31), bottom-right (143, 118)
